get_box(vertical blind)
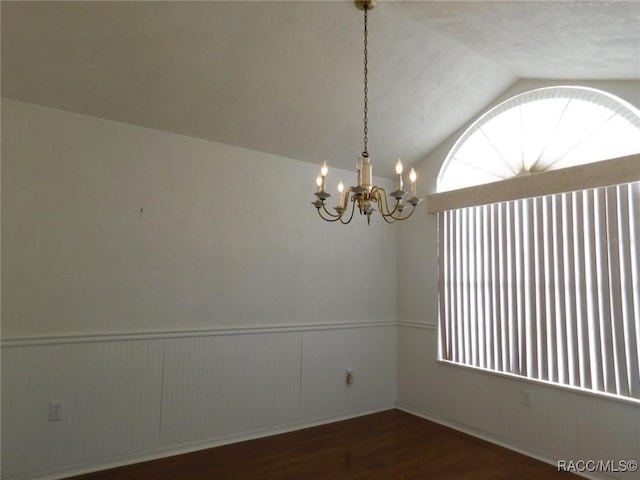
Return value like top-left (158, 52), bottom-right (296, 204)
top-left (438, 181), bottom-right (640, 400)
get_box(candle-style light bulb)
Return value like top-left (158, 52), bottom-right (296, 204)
top-left (409, 167), bottom-right (417, 197)
top-left (396, 159), bottom-right (404, 191)
top-left (338, 181), bottom-right (345, 206)
top-left (320, 161), bottom-right (328, 192)
top-left (316, 175), bottom-right (322, 192)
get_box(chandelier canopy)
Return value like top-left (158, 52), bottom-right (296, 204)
top-left (312, 0), bottom-right (422, 225)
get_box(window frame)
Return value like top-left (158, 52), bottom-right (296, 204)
top-left (432, 86), bottom-right (640, 404)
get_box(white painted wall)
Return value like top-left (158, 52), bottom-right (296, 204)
top-left (1, 99), bottom-right (397, 479)
top-left (2, 99), bottom-right (396, 338)
top-left (396, 79), bottom-right (640, 480)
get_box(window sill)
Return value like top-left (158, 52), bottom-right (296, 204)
top-left (437, 358), bottom-right (640, 408)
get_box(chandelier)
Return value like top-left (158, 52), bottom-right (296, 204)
top-left (312, 0), bottom-right (422, 225)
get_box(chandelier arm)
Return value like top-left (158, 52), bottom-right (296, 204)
top-left (371, 187), bottom-right (389, 215)
top-left (316, 195), bottom-right (358, 223)
top-left (399, 205), bottom-right (418, 220)
top-left (385, 204), bottom-right (417, 222)
top-left (339, 197), bottom-right (358, 224)
top-left (380, 212), bottom-right (398, 224)
top-left (380, 188), bottom-right (397, 216)
top-left (320, 202), bottom-right (341, 219)
top-left (372, 186), bottom-right (418, 221)
top-left (372, 186), bottom-right (400, 217)
top-left (317, 207), bottom-right (343, 222)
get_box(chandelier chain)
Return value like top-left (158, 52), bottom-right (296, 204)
top-left (363, 7), bottom-right (369, 157)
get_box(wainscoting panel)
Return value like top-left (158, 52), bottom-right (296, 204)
top-left (160, 332), bottom-right (302, 446)
top-left (1, 323), bottom-right (396, 480)
top-left (1, 340), bottom-right (165, 479)
top-left (301, 325), bottom-right (396, 421)
top-left (574, 396), bottom-right (640, 477)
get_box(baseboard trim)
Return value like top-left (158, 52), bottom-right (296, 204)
top-left (13, 407), bottom-right (394, 480)
top-left (396, 404), bottom-right (608, 480)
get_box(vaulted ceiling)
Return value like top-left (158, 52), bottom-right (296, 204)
top-left (2, 1), bottom-right (639, 176)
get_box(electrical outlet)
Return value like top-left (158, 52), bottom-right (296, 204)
top-left (522, 390), bottom-right (532, 407)
top-left (49, 401), bottom-right (63, 421)
top-left (346, 369), bottom-right (354, 385)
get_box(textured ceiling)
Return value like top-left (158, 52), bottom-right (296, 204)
top-left (2, 1), bottom-right (639, 177)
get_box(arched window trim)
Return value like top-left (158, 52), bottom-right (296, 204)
top-left (428, 86), bottom-right (640, 214)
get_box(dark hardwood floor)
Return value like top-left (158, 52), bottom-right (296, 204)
top-left (68, 409), bottom-right (576, 480)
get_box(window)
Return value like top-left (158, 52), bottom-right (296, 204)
top-left (433, 87), bottom-right (640, 401)
top-left (438, 86), bottom-right (640, 193)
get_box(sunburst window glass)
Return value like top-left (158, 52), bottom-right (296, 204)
top-left (437, 86), bottom-right (640, 193)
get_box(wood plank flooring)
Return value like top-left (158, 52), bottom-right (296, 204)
top-left (68, 409), bottom-right (576, 480)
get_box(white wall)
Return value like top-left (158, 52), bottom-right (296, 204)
top-left (396, 79), bottom-right (640, 480)
top-left (2, 99), bottom-right (397, 337)
top-left (1, 99), bottom-right (397, 479)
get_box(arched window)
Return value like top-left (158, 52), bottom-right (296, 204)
top-left (437, 86), bottom-right (640, 193)
top-left (433, 86), bottom-right (640, 402)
